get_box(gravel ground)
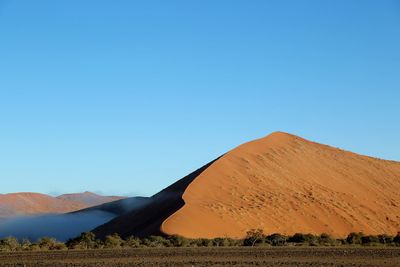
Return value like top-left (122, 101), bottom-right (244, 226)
top-left (0, 247), bottom-right (399, 267)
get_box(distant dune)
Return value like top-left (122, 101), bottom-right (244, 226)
top-left (0, 192), bottom-right (125, 219)
top-left (94, 132), bottom-right (400, 238)
top-left (57, 191), bottom-right (125, 207)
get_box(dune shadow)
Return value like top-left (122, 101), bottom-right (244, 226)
top-left (93, 157), bottom-right (221, 239)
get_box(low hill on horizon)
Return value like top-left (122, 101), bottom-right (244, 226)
top-left (0, 191), bottom-right (125, 219)
top-left (57, 191), bottom-right (125, 207)
top-left (93, 132), bottom-right (400, 239)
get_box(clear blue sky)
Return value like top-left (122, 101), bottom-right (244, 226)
top-left (0, 0), bottom-right (399, 196)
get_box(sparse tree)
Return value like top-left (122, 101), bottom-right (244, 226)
top-left (244, 229), bottom-right (264, 246)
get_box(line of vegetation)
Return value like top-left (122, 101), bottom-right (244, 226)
top-left (1, 230), bottom-right (400, 251)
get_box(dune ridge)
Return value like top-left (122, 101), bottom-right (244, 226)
top-left (95, 132), bottom-right (400, 238)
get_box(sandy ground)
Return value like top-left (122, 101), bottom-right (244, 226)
top-left (0, 247), bottom-right (399, 267)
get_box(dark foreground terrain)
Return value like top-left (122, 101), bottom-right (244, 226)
top-left (0, 247), bottom-right (399, 267)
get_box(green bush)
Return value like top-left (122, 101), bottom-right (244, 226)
top-left (104, 233), bottom-right (124, 249)
top-left (190, 238), bottom-right (213, 247)
top-left (2, 231), bottom-right (400, 251)
top-left (222, 237), bottom-right (239, 247)
top-left (266, 233), bottom-right (287, 246)
top-left (393, 233), bottom-right (400, 246)
top-left (53, 243), bottom-right (68, 250)
top-left (377, 234), bottom-right (393, 245)
top-left (210, 237), bottom-right (237, 247)
top-left (142, 236), bottom-right (169, 247)
top-left (66, 232), bottom-right (98, 249)
top-left (211, 238), bottom-right (224, 247)
top-left (288, 233), bottom-right (305, 243)
top-left (288, 233), bottom-right (316, 244)
top-left (0, 237), bottom-right (20, 251)
top-left (124, 236), bottom-right (141, 248)
top-left (167, 235), bottom-right (190, 247)
top-left (318, 233), bottom-right (336, 246)
top-left (37, 237), bottom-right (65, 250)
top-left (21, 239), bottom-right (32, 251)
top-left (346, 232), bottom-right (364, 245)
top-left (361, 235), bottom-right (380, 245)
top-left (29, 244), bottom-right (41, 251)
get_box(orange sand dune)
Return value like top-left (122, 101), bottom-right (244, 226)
top-left (0, 192), bottom-right (124, 218)
top-left (95, 132), bottom-right (400, 238)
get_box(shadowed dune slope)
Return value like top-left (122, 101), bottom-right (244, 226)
top-left (95, 132), bottom-right (400, 238)
top-left (93, 159), bottom-right (219, 238)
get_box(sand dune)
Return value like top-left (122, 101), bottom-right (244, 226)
top-left (0, 192), bottom-right (124, 219)
top-left (95, 132), bottom-right (400, 238)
